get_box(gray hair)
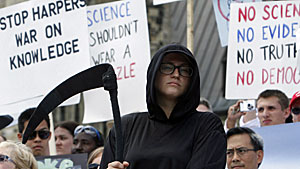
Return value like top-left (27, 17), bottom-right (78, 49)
top-left (0, 141), bottom-right (38, 169)
top-left (198, 97), bottom-right (212, 111)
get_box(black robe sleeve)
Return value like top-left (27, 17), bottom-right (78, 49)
top-left (100, 125), bottom-right (117, 169)
top-left (186, 113), bottom-right (227, 169)
top-left (100, 112), bottom-right (226, 169)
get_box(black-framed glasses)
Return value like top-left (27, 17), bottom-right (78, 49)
top-left (226, 147), bottom-right (256, 157)
top-left (0, 154), bottom-right (16, 165)
top-left (27, 129), bottom-right (51, 140)
top-left (159, 63), bottom-right (193, 77)
top-left (88, 163), bottom-right (100, 169)
top-left (74, 125), bottom-right (101, 141)
top-left (291, 107), bottom-right (300, 115)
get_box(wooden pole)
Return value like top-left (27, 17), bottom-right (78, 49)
top-left (187, 0), bottom-right (194, 53)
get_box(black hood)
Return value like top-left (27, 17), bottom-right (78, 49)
top-left (146, 44), bottom-right (200, 122)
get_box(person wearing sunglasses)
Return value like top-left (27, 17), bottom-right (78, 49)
top-left (72, 125), bottom-right (104, 156)
top-left (289, 91), bottom-right (300, 122)
top-left (17, 108), bottom-right (52, 157)
top-left (87, 147), bottom-right (104, 169)
top-left (226, 127), bottom-right (264, 169)
top-left (0, 141), bottom-right (38, 169)
top-left (100, 44), bottom-right (226, 169)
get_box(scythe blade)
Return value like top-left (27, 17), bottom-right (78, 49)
top-left (22, 63), bottom-right (124, 161)
top-left (22, 63), bottom-right (111, 143)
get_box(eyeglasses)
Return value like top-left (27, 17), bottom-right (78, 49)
top-left (74, 125), bottom-right (101, 141)
top-left (0, 154), bottom-right (16, 165)
top-left (226, 147), bottom-right (256, 158)
top-left (291, 107), bottom-right (300, 115)
top-left (27, 129), bottom-right (51, 140)
top-left (88, 163), bottom-right (100, 169)
top-left (159, 63), bottom-right (193, 77)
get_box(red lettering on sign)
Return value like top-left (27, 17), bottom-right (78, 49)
top-left (262, 66), bottom-right (300, 84)
top-left (237, 70), bottom-right (254, 86)
top-left (263, 3), bottom-right (300, 20)
top-left (116, 62), bottom-right (136, 80)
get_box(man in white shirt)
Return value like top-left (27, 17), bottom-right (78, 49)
top-left (225, 89), bottom-right (290, 130)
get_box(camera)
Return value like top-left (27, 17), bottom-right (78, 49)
top-left (239, 100), bottom-right (256, 112)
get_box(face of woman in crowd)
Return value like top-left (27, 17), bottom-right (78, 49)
top-left (55, 127), bottom-right (74, 155)
top-left (92, 153), bottom-right (103, 164)
top-left (0, 147), bottom-right (15, 169)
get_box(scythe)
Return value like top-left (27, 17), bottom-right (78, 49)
top-left (22, 63), bottom-right (124, 162)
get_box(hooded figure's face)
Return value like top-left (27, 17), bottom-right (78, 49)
top-left (154, 53), bottom-right (191, 103)
top-left (146, 44), bottom-right (200, 121)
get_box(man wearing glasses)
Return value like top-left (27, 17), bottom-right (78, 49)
top-left (226, 127), bottom-right (264, 169)
top-left (17, 108), bottom-right (51, 157)
top-left (72, 125), bottom-right (104, 156)
top-left (289, 91), bottom-right (300, 122)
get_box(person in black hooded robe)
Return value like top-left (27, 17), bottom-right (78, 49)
top-left (100, 44), bottom-right (226, 169)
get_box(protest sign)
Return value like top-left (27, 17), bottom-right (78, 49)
top-left (253, 122), bottom-right (300, 169)
top-left (296, 28), bottom-right (300, 75)
top-left (0, 94), bottom-right (80, 128)
top-left (83, 0), bottom-right (150, 123)
top-left (0, 84), bottom-right (79, 131)
top-left (226, 1), bottom-right (300, 99)
top-left (213, 0), bottom-right (261, 47)
top-left (153, 0), bottom-right (182, 5)
top-left (0, 0), bottom-right (90, 105)
top-left (36, 153), bottom-right (87, 169)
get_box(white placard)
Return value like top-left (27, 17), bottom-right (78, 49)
top-left (212, 0), bottom-right (261, 47)
top-left (296, 29), bottom-right (300, 75)
top-left (226, 1), bottom-right (300, 99)
top-left (253, 123), bottom-right (300, 169)
top-left (153, 0), bottom-right (182, 5)
top-left (83, 0), bottom-right (150, 123)
top-left (0, 0), bottom-right (90, 105)
top-left (0, 94), bottom-right (80, 126)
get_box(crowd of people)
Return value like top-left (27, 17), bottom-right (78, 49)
top-left (0, 44), bottom-right (299, 169)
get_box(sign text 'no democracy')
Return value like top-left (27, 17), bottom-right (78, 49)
top-left (226, 1), bottom-right (300, 99)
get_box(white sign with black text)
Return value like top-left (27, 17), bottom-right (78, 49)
top-left (83, 0), bottom-right (150, 123)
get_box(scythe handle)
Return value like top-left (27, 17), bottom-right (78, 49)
top-left (103, 66), bottom-right (124, 162)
